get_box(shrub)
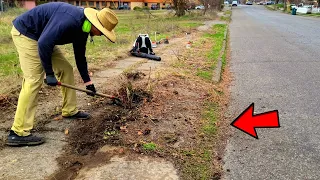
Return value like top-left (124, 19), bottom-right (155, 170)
top-left (142, 6), bottom-right (150, 10)
top-left (133, 6), bottom-right (142, 11)
top-left (276, 4), bottom-right (284, 8)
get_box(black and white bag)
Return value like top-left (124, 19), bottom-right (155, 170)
top-left (130, 34), bottom-right (155, 55)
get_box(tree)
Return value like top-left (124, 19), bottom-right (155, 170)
top-left (172, 0), bottom-right (187, 16)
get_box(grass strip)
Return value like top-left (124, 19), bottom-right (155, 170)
top-left (196, 24), bottom-right (227, 81)
top-left (180, 102), bottom-right (220, 180)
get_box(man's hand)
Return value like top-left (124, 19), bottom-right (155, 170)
top-left (45, 74), bottom-right (58, 86)
top-left (86, 84), bottom-right (96, 96)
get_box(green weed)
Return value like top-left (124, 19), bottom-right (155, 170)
top-left (142, 142), bottom-right (157, 151)
top-left (196, 70), bottom-right (212, 80)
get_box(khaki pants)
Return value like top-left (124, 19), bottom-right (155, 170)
top-left (11, 26), bottom-right (78, 136)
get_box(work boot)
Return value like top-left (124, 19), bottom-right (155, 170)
top-left (6, 130), bottom-right (45, 146)
top-left (63, 111), bottom-right (91, 120)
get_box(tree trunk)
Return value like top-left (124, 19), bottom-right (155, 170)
top-left (173, 0), bottom-right (186, 17)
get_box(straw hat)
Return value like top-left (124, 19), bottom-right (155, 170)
top-left (84, 8), bottom-right (118, 43)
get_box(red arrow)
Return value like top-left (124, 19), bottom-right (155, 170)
top-left (231, 103), bottom-right (280, 139)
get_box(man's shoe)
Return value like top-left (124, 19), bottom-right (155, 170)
top-left (6, 130), bottom-right (45, 146)
top-left (63, 111), bottom-right (91, 120)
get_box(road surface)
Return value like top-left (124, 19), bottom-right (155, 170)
top-left (224, 5), bottom-right (320, 180)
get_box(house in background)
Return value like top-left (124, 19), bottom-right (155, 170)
top-left (10, 0), bottom-right (173, 10)
top-left (14, 0), bottom-right (36, 9)
top-left (40, 0), bottom-right (172, 10)
top-left (13, 0), bottom-right (172, 10)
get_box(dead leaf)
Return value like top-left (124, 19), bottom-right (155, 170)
top-left (64, 128), bottom-right (69, 135)
top-left (138, 131), bottom-right (143, 135)
top-left (119, 148), bottom-right (125, 154)
top-left (53, 115), bottom-right (63, 121)
top-left (120, 126), bottom-right (127, 130)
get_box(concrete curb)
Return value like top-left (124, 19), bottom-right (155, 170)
top-left (212, 25), bottom-right (228, 83)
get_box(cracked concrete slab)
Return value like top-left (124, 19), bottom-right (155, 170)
top-left (75, 156), bottom-right (179, 180)
top-left (0, 132), bottom-right (66, 180)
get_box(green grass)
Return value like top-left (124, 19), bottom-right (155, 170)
top-left (202, 102), bottom-right (218, 135)
top-left (276, 4), bottom-right (284, 8)
top-left (0, 8), bottom-right (207, 93)
top-left (0, 9), bottom-right (26, 79)
top-left (179, 102), bottom-right (220, 180)
top-left (142, 142), bottom-right (157, 151)
top-left (300, 13), bottom-right (320, 17)
top-left (221, 29), bottom-right (228, 74)
top-left (265, 5), bottom-right (276, 11)
top-left (220, 15), bottom-right (231, 21)
top-left (196, 24), bottom-right (227, 81)
top-left (196, 70), bottom-right (212, 80)
top-left (207, 25), bottom-right (225, 60)
top-left (0, 53), bottom-right (21, 76)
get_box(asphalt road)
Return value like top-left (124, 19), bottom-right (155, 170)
top-left (224, 5), bottom-right (320, 180)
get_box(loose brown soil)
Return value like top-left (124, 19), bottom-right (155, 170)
top-left (47, 79), bottom-right (152, 179)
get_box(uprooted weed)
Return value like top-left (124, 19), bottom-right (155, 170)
top-left (49, 80), bottom-right (152, 180)
top-left (117, 81), bottom-right (152, 109)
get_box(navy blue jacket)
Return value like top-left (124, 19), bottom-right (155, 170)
top-left (13, 2), bottom-right (91, 83)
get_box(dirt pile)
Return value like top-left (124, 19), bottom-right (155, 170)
top-left (49, 78), bottom-right (152, 180)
